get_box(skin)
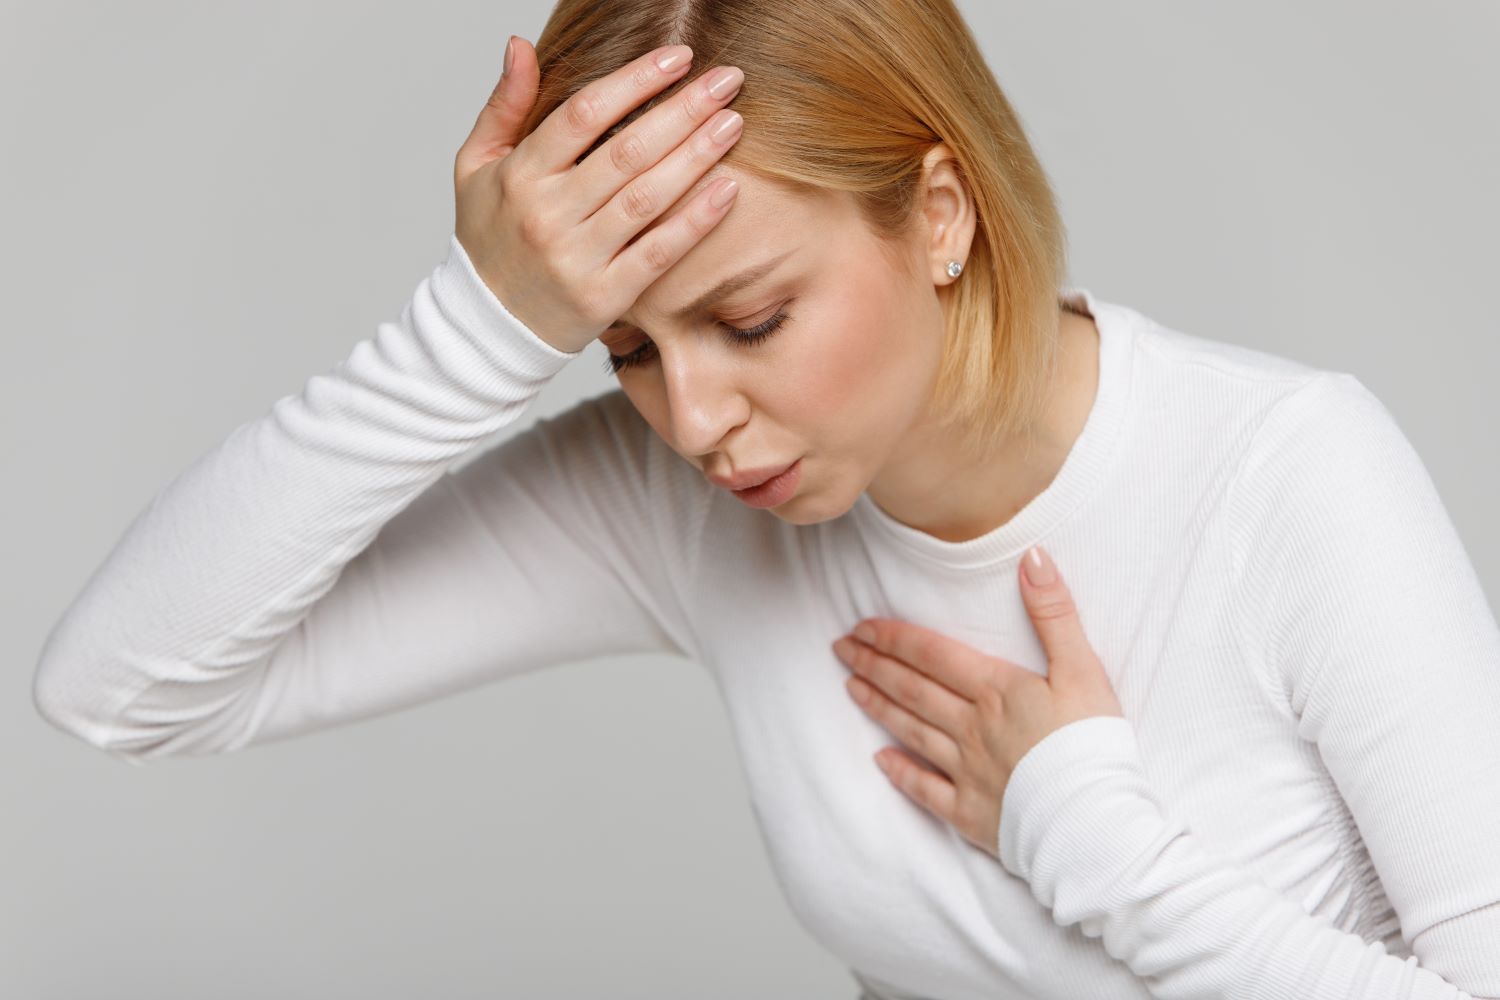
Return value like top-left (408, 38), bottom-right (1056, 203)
top-left (602, 143), bottom-right (1101, 543)
top-left (469, 43), bottom-right (1126, 865)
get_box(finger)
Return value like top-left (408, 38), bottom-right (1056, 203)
top-left (848, 675), bottom-right (964, 777)
top-left (603, 172), bottom-right (740, 296)
top-left (571, 63), bottom-right (744, 241)
top-left (877, 749), bottom-right (959, 823)
top-left (519, 44), bottom-right (696, 183)
top-left (455, 35), bottom-right (539, 183)
top-left (852, 618), bottom-right (993, 703)
top-left (1019, 546), bottom-right (1092, 671)
top-left (838, 635), bottom-right (972, 741)
top-left (581, 102), bottom-right (743, 267)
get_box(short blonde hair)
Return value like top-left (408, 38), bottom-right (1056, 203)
top-left (520, 0), bottom-right (1070, 460)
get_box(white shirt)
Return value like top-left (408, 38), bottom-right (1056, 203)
top-left (34, 234), bottom-right (1500, 1000)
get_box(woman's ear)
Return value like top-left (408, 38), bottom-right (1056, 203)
top-left (919, 145), bottom-right (977, 284)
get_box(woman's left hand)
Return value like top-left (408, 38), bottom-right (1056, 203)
top-left (831, 544), bottom-right (1125, 860)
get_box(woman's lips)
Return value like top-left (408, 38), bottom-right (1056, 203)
top-left (727, 458), bottom-right (802, 509)
top-left (707, 458), bottom-right (798, 492)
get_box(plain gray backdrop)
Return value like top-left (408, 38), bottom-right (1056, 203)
top-left (5, 2), bottom-right (1497, 998)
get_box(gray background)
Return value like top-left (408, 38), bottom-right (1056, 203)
top-left (4, 2), bottom-right (1496, 998)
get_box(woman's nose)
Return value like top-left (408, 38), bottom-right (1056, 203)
top-left (658, 347), bottom-right (751, 456)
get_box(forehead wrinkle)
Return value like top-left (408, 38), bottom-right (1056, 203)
top-left (617, 247), bottom-right (799, 331)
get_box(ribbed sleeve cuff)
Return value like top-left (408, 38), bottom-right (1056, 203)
top-left (431, 232), bottom-right (585, 378)
top-left (997, 714), bottom-right (1173, 914)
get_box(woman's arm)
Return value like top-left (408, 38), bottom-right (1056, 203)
top-left (32, 234), bottom-right (705, 764)
top-left (1000, 716), bottom-right (1497, 999)
top-left (998, 373), bottom-right (1500, 999)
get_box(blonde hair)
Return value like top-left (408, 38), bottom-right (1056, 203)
top-left (520, 0), bottom-right (1071, 460)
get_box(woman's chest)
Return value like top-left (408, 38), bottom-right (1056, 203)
top-left (690, 532), bottom-right (1385, 997)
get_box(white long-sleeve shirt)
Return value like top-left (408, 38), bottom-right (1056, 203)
top-left (33, 233), bottom-right (1500, 1000)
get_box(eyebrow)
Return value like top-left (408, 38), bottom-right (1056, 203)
top-left (615, 248), bottom-right (798, 329)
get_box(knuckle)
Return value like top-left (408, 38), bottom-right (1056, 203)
top-left (620, 181), bottom-right (659, 222)
top-left (608, 131), bottom-right (649, 174)
top-left (695, 122), bottom-right (728, 160)
top-left (641, 236), bottom-right (675, 274)
top-left (493, 155), bottom-right (522, 193)
top-left (628, 61), bottom-right (657, 91)
top-left (563, 90), bottom-right (604, 135)
top-left (517, 209), bottom-right (552, 248)
top-left (1031, 597), bottom-right (1073, 622)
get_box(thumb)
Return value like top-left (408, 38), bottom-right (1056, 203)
top-left (455, 35), bottom-right (538, 184)
top-left (1019, 545), bottom-right (1091, 671)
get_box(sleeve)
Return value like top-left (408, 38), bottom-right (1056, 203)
top-left (31, 233), bottom-right (707, 767)
top-left (996, 372), bottom-right (1500, 1000)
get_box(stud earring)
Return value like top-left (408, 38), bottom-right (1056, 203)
top-left (946, 260), bottom-right (964, 279)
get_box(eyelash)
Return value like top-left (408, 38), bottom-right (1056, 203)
top-left (601, 307), bottom-right (793, 376)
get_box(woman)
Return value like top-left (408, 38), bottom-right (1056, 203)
top-left (33, 1), bottom-right (1500, 997)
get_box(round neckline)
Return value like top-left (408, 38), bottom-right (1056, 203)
top-left (850, 285), bottom-right (1135, 571)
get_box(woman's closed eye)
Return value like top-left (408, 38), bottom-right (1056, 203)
top-left (602, 306), bottom-right (794, 376)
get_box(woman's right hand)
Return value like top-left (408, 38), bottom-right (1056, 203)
top-left (452, 37), bottom-right (746, 355)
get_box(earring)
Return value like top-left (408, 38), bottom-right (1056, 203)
top-left (946, 260), bottom-right (964, 279)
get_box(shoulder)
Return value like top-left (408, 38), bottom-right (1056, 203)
top-left (1110, 302), bottom-right (1383, 473)
top-left (1109, 300), bottom-right (1419, 489)
top-left (1223, 369), bottom-right (1451, 641)
top-left (1231, 371), bottom-right (1416, 506)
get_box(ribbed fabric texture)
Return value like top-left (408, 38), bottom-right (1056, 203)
top-left (33, 237), bottom-right (1500, 1000)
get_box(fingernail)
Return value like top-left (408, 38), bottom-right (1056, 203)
top-left (709, 110), bottom-right (742, 143)
top-left (706, 66), bottom-right (745, 100)
top-left (502, 36), bottom-right (515, 79)
top-left (655, 45), bottom-right (692, 73)
top-left (708, 178), bottom-right (739, 208)
top-left (1023, 545), bottom-right (1057, 586)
